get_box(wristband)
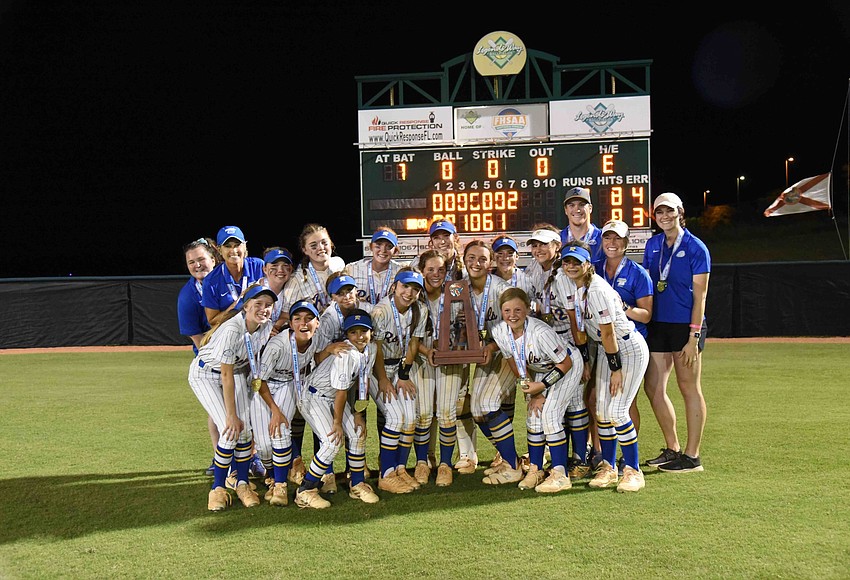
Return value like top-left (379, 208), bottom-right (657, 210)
top-left (541, 367), bottom-right (565, 388)
top-left (606, 351), bottom-right (622, 371)
top-left (689, 324), bottom-right (701, 329)
top-left (623, 303), bottom-right (630, 312)
top-left (577, 343), bottom-right (590, 363)
top-left (397, 362), bottom-right (413, 380)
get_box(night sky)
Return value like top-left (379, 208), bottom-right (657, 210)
top-left (2, 1), bottom-right (849, 277)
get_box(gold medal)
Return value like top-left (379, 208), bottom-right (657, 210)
top-left (354, 399), bottom-right (368, 412)
top-left (251, 378), bottom-right (262, 392)
top-left (541, 313), bottom-right (554, 326)
top-left (656, 280), bottom-right (667, 293)
top-left (479, 329), bottom-right (488, 341)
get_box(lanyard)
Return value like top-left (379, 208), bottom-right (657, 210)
top-left (195, 279), bottom-right (203, 298)
top-left (390, 297), bottom-right (410, 357)
top-left (567, 225), bottom-right (594, 244)
top-left (243, 316), bottom-right (260, 379)
top-left (575, 286), bottom-right (586, 332)
top-left (659, 230), bottom-right (684, 283)
top-left (604, 258), bottom-right (627, 287)
top-left (289, 330), bottom-right (302, 396)
top-left (507, 321), bottom-right (528, 379)
top-left (367, 261), bottom-right (393, 305)
top-left (472, 274), bottom-right (492, 332)
top-left (226, 268), bottom-right (248, 303)
top-left (333, 302), bottom-right (345, 339)
top-left (307, 263), bottom-right (329, 310)
top-left (542, 268), bottom-right (552, 314)
top-left (426, 292), bottom-right (445, 340)
top-left (358, 343), bottom-right (370, 400)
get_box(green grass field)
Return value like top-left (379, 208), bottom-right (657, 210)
top-left (1, 343), bottom-right (848, 579)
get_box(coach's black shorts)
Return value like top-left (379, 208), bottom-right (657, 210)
top-left (647, 321), bottom-right (706, 353)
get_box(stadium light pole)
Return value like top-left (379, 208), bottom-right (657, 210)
top-left (703, 189), bottom-right (710, 207)
top-left (736, 175), bottom-right (745, 206)
top-left (785, 157), bottom-right (794, 189)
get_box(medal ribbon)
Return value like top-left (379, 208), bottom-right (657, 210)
top-left (507, 321), bottom-right (528, 380)
top-left (473, 274), bottom-right (492, 334)
top-left (307, 262), bottom-right (329, 310)
top-left (390, 297), bottom-right (410, 358)
top-left (358, 344), bottom-right (370, 400)
top-left (575, 287), bottom-right (586, 332)
top-left (659, 230), bottom-right (684, 285)
top-left (226, 268), bottom-right (248, 303)
top-left (367, 261), bottom-right (393, 305)
top-left (426, 292), bottom-right (445, 341)
top-left (243, 317), bottom-right (260, 381)
top-left (289, 330), bottom-right (302, 396)
top-left (604, 258), bottom-right (627, 287)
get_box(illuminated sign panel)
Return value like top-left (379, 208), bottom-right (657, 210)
top-left (360, 140), bottom-right (650, 236)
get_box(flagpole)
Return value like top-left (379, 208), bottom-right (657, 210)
top-left (829, 78), bottom-right (850, 260)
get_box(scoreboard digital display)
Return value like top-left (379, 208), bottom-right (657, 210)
top-left (359, 139), bottom-right (650, 236)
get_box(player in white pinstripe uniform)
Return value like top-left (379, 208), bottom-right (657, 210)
top-left (251, 300), bottom-right (325, 506)
top-left (527, 225), bottom-right (593, 478)
top-left (188, 283), bottom-right (279, 511)
top-left (560, 242), bottom-right (650, 492)
top-left (346, 227), bottom-right (403, 307)
top-left (371, 269), bottom-right (428, 494)
top-left (293, 310), bottom-right (380, 508)
top-left (257, 247), bottom-right (296, 336)
top-left (458, 240), bottom-right (520, 485)
top-left (287, 224), bottom-right (346, 485)
top-left (491, 287), bottom-right (584, 492)
top-left (289, 223), bottom-right (347, 311)
top-left (410, 249), bottom-right (464, 486)
top-left (315, 273), bottom-right (373, 352)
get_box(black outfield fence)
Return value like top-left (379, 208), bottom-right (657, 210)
top-left (1, 262), bottom-right (848, 349)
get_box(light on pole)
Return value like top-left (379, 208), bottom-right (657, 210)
top-left (736, 175), bottom-right (745, 206)
top-left (785, 157), bottom-right (794, 189)
top-left (703, 189), bottom-right (710, 207)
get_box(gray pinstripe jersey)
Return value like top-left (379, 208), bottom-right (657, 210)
top-left (304, 340), bottom-right (378, 398)
top-left (491, 316), bottom-right (568, 377)
top-left (372, 296), bottom-right (428, 360)
top-left (578, 274), bottom-right (636, 340)
top-left (195, 313), bottom-right (268, 373)
top-left (288, 257), bottom-right (346, 308)
top-left (258, 328), bottom-right (320, 386)
top-left (346, 258), bottom-right (403, 305)
top-left (469, 274), bottom-right (510, 336)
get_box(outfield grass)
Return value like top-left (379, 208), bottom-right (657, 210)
top-left (1, 343), bottom-right (848, 579)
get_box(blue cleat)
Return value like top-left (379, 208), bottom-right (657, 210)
top-left (249, 454), bottom-right (267, 478)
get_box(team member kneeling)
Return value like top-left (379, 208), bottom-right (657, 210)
top-left (294, 310), bottom-right (380, 508)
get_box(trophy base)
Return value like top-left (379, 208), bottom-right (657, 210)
top-left (432, 350), bottom-right (488, 365)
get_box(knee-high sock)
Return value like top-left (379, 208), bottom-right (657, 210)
top-left (546, 429), bottom-right (569, 471)
top-left (566, 407), bottom-right (590, 462)
top-left (398, 428), bottom-right (414, 468)
top-left (272, 445), bottom-right (292, 484)
top-left (439, 424), bottom-right (457, 466)
top-left (348, 449), bottom-right (367, 486)
top-left (483, 410), bottom-right (517, 467)
top-left (212, 444), bottom-right (234, 489)
top-left (233, 440), bottom-right (254, 485)
top-left (597, 420), bottom-right (618, 466)
top-left (379, 427), bottom-right (401, 478)
top-left (616, 420), bottom-right (639, 469)
top-left (526, 428), bottom-right (546, 469)
top-left (414, 424), bottom-right (431, 462)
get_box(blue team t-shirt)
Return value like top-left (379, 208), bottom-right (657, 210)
top-left (642, 229), bottom-right (710, 324)
top-left (201, 257), bottom-right (265, 313)
top-left (560, 223), bottom-right (604, 264)
top-left (177, 277), bottom-right (210, 356)
top-left (595, 257), bottom-right (654, 338)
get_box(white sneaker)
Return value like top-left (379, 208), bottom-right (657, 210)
top-left (535, 469), bottom-right (572, 493)
top-left (616, 466), bottom-right (645, 493)
top-left (348, 482), bottom-right (380, 504)
top-left (295, 487), bottom-right (331, 509)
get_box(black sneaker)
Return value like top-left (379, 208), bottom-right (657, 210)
top-left (588, 448), bottom-right (604, 471)
top-left (645, 448), bottom-right (681, 467)
top-left (658, 453), bottom-right (704, 473)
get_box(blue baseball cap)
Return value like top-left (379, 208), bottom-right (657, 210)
top-left (234, 284), bottom-right (277, 310)
top-left (216, 225), bottom-right (246, 245)
top-left (343, 312), bottom-right (373, 332)
top-left (560, 245), bottom-right (591, 263)
top-left (394, 270), bottom-right (425, 289)
top-left (492, 237), bottom-right (518, 253)
top-left (328, 274), bottom-right (357, 296)
top-left (289, 300), bottom-right (319, 318)
top-left (371, 229), bottom-right (399, 247)
top-left (428, 220), bottom-right (457, 235)
top-left (263, 248), bottom-right (293, 265)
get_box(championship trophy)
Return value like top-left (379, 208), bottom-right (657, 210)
top-left (432, 279), bottom-right (488, 364)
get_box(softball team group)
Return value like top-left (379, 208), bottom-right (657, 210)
top-left (180, 187), bottom-right (711, 512)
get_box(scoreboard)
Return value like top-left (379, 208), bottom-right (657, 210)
top-left (359, 139), bottom-right (650, 237)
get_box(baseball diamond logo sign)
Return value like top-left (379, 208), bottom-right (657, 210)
top-left (472, 31), bottom-right (527, 76)
top-left (575, 103), bottom-right (627, 134)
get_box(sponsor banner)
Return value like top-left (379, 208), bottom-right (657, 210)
top-left (455, 104), bottom-right (548, 143)
top-left (358, 107), bottom-right (454, 148)
top-left (549, 95), bottom-right (651, 139)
